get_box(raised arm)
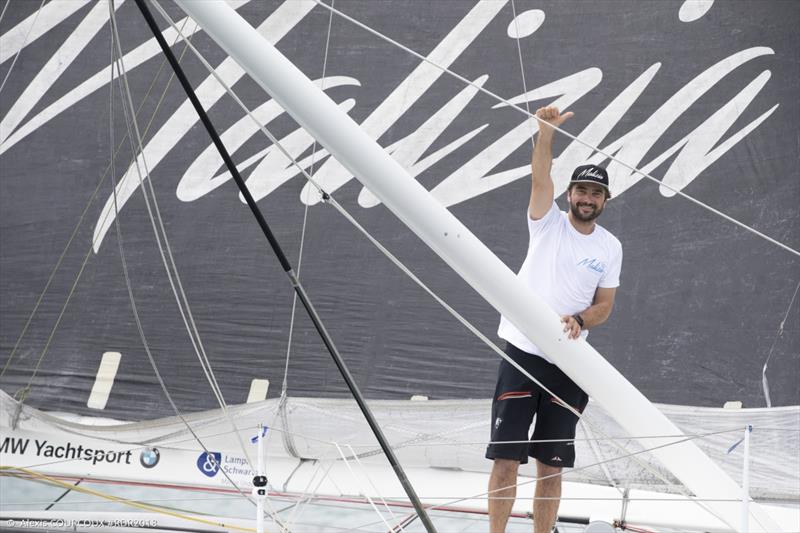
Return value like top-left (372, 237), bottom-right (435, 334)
top-left (529, 106), bottom-right (573, 220)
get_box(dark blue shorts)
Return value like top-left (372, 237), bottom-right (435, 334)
top-left (485, 343), bottom-right (588, 468)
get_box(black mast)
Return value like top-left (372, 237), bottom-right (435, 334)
top-left (133, 1), bottom-right (437, 531)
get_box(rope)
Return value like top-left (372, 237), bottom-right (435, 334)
top-left (312, 0), bottom-right (799, 259)
top-left (150, 6), bottom-right (723, 518)
top-left (421, 429), bottom-right (734, 517)
top-left (106, 3), bottom-right (258, 511)
top-left (281, 0), bottom-right (336, 398)
top-left (0, 466), bottom-right (259, 533)
top-left (0, 0), bottom-right (9, 26)
top-left (346, 443), bottom-right (401, 524)
top-left (276, 0), bottom-right (337, 464)
top-left (509, 0), bottom-right (535, 150)
top-left (761, 279), bottom-right (800, 407)
top-left (108, 4), bottom-right (268, 507)
top-left (334, 442), bottom-right (399, 532)
top-left (1, 12), bottom-right (194, 381)
top-left (0, 0), bottom-right (46, 96)
top-left (2, 4), bottom-right (782, 529)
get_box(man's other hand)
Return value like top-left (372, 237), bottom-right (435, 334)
top-left (560, 315), bottom-right (581, 340)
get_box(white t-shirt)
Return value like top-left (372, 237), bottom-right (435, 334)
top-left (497, 202), bottom-right (622, 363)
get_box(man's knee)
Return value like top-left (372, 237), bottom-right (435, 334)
top-left (491, 458), bottom-right (520, 479)
top-left (535, 459), bottom-right (562, 484)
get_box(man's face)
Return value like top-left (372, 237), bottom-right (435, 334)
top-left (567, 183), bottom-right (607, 222)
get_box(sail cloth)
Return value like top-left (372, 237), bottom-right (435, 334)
top-left (1, 0), bottom-right (798, 422)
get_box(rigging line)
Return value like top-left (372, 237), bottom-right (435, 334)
top-left (10, 495), bottom-right (263, 507)
top-left (312, 0), bottom-right (799, 259)
top-left (13, 219), bottom-right (95, 412)
top-left (394, 426), bottom-right (744, 446)
top-left (200, 8), bottom-right (773, 523)
top-left (131, 0), bottom-right (593, 438)
top-left (281, 0), bottom-right (336, 396)
top-left (0, 0), bottom-right (45, 96)
top-left (110, 0), bottom-right (224, 412)
top-left (345, 443), bottom-right (402, 524)
top-left (509, 0), bottom-right (534, 150)
top-left (277, 0), bottom-right (337, 463)
top-left (145, 4), bottom-right (725, 518)
top-left (761, 279), bottom-right (800, 407)
top-left (14, 471), bottom-right (231, 520)
top-left (281, 0), bottom-right (335, 395)
top-left (0, 0), bottom-right (9, 26)
top-left (107, 5), bottom-right (257, 511)
top-left (1, 13), bottom-right (194, 381)
top-left (10, 491), bottom-right (768, 505)
top-left (2, 467), bottom-right (259, 533)
top-left (149, 5), bottom-right (672, 497)
top-left (357, 495), bottom-right (769, 504)
top-left (283, 456), bottom-right (340, 533)
top-left (140, 0), bottom-right (308, 501)
top-left (44, 478), bottom-right (82, 511)
top-left (334, 443), bottom-right (400, 533)
top-left (421, 430), bottom-right (731, 519)
top-left (110, 3), bottom-right (263, 489)
top-left (321, 195), bottom-right (677, 483)
top-left (149, 0), bottom-right (769, 500)
top-left (142, 3), bottom-right (435, 532)
top-left (580, 419), bottom-right (620, 491)
top-left (0, 418), bottom-right (745, 473)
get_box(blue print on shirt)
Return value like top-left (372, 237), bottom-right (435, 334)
top-left (577, 257), bottom-right (606, 274)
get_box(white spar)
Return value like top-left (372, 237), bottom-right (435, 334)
top-left (173, 1), bottom-right (781, 531)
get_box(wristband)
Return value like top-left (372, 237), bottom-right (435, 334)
top-left (572, 314), bottom-right (585, 329)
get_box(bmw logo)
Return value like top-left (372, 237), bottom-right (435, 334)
top-left (140, 447), bottom-right (160, 468)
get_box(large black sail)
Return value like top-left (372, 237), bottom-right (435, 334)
top-left (1, 0), bottom-right (797, 420)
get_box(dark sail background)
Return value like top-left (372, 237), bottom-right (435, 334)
top-left (1, 0), bottom-right (797, 420)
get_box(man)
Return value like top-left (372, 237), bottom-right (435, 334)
top-left (486, 106), bottom-right (622, 533)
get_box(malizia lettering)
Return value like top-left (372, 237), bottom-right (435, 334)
top-left (579, 169), bottom-right (604, 180)
top-left (0, 436), bottom-right (132, 465)
top-left (577, 258), bottom-right (606, 274)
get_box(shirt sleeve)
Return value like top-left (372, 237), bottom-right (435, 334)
top-left (527, 201), bottom-right (560, 239)
top-left (599, 240), bottom-right (623, 288)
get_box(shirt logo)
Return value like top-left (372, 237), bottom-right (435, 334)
top-left (577, 257), bottom-right (606, 274)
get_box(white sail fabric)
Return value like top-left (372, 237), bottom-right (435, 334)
top-left (2, 390), bottom-right (797, 502)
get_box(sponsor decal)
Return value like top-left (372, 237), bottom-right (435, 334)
top-left (494, 417), bottom-right (503, 429)
top-left (197, 451), bottom-right (222, 478)
top-left (139, 447), bottom-right (160, 468)
top-left (0, 436), bottom-right (132, 465)
top-left (193, 451), bottom-right (257, 481)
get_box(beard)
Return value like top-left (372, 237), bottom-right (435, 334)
top-left (570, 200), bottom-right (604, 222)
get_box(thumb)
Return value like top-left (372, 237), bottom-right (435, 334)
top-left (556, 111), bottom-right (574, 125)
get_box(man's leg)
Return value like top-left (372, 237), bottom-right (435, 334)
top-left (533, 459), bottom-right (562, 533)
top-left (489, 458), bottom-right (520, 533)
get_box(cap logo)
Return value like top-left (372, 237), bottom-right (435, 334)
top-left (578, 168), bottom-right (604, 180)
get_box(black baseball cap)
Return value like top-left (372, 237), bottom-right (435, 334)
top-left (570, 164), bottom-right (610, 197)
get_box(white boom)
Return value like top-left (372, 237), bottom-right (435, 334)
top-left (173, 1), bottom-right (780, 531)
